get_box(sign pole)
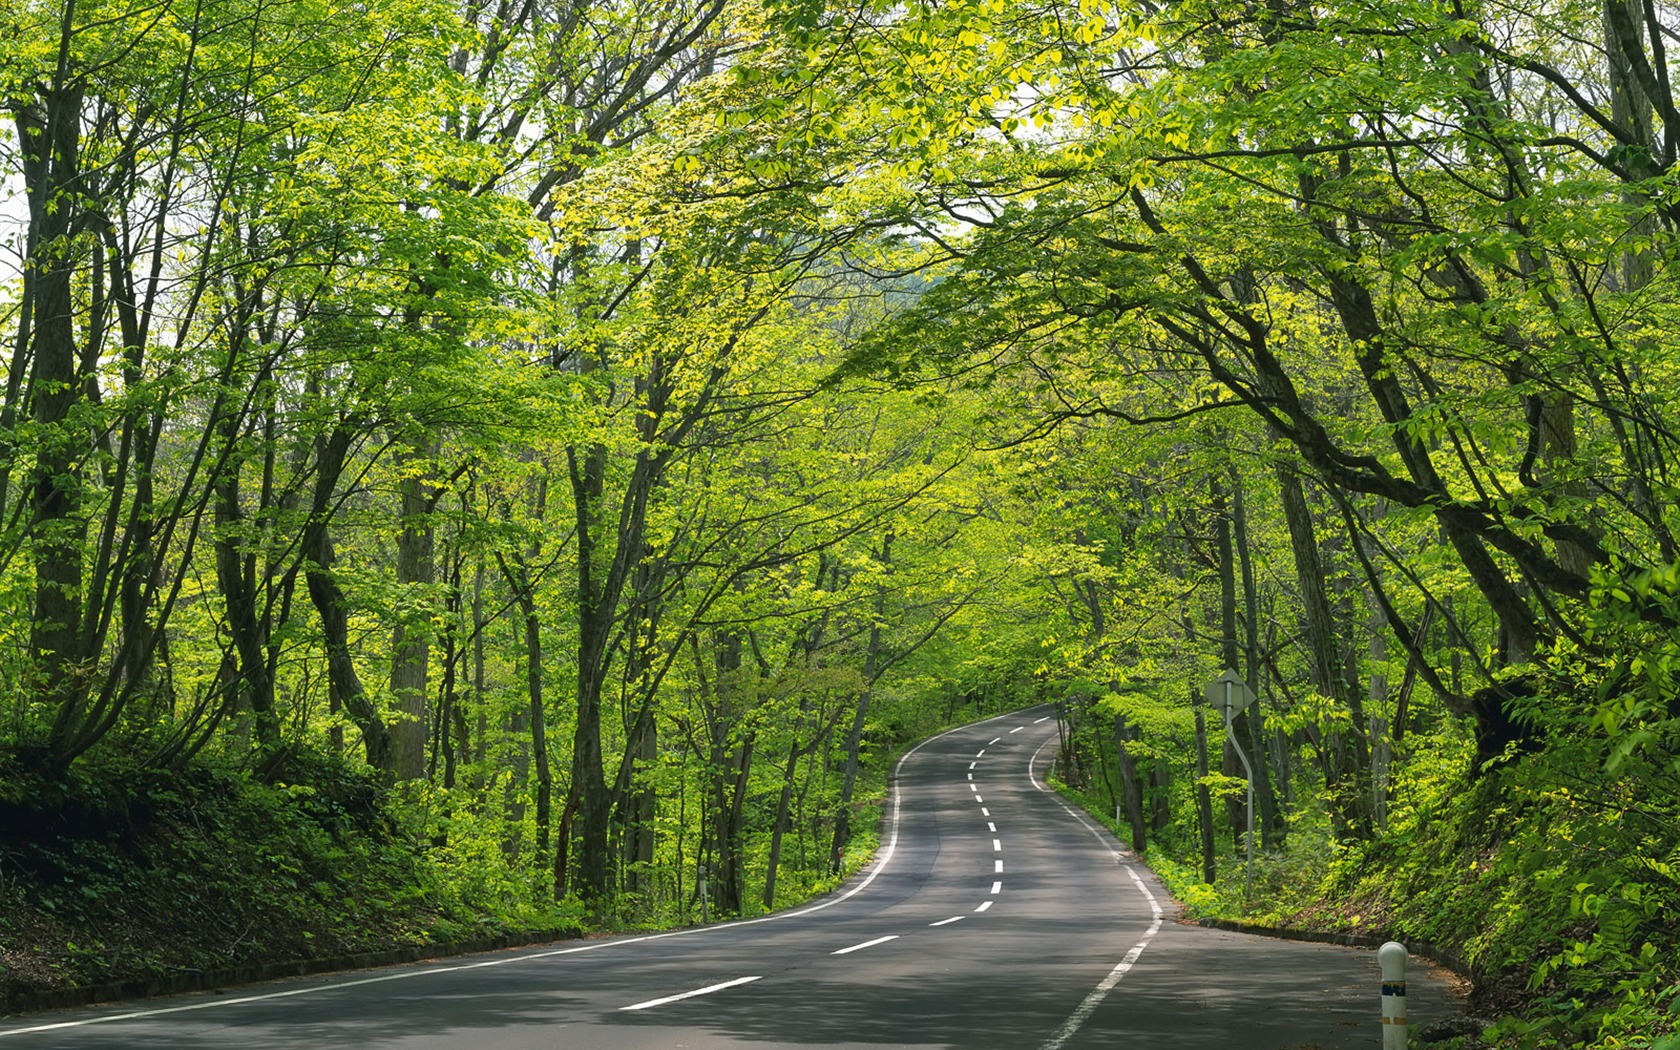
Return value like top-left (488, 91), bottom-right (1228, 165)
top-left (1224, 679), bottom-right (1256, 899)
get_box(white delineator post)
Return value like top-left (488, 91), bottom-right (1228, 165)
top-left (1379, 941), bottom-right (1408, 1049)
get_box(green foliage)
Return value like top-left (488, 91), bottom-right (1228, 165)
top-left (6, 2), bottom-right (1680, 1046)
top-left (1282, 681), bottom-right (1675, 1047)
top-left (0, 752), bottom-right (580, 996)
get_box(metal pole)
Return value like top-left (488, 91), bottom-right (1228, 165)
top-left (1379, 941), bottom-right (1408, 1049)
top-left (1224, 681), bottom-right (1255, 898)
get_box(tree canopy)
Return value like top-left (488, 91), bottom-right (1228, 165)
top-left (3, 0), bottom-right (1678, 1043)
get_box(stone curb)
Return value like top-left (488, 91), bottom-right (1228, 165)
top-left (1194, 917), bottom-right (1475, 981)
top-left (3, 927), bottom-right (580, 1017)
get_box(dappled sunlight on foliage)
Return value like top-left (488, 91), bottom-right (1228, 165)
top-left (6, 0), bottom-right (1680, 1044)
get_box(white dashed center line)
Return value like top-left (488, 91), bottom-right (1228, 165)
top-left (1034, 716), bottom-right (1049, 723)
top-left (989, 737), bottom-right (1001, 745)
top-left (833, 935), bottom-right (899, 956)
top-left (995, 860), bottom-right (1003, 873)
top-left (621, 976), bottom-right (763, 1011)
top-left (976, 749), bottom-right (986, 757)
top-left (987, 822), bottom-right (996, 832)
top-left (981, 807), bottom-right (990, 817)
top-left (992, 839), bottom-right (1002, 851)
top-left (1010, 726), bottom-right (1025, 733)
top-left (975, 900), bottom-right (993, 912)
top-left (929, 916), bottom-right (964, 927)
top-left (975, 795), bottom-right (984, 803)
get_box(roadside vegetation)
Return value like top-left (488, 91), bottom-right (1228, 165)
top-left (0, 700), bottom-right (966, 1002)
top-left (0, 752), bottom-right (579, 1000)
top-left (5, 0), bottom-right (1680, 1046)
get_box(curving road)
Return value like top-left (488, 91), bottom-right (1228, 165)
top-left (0, 706), bottom-right (1462, 1049)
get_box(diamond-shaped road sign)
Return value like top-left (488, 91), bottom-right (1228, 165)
top-left (1203, 669), bottom-right (1257, 723)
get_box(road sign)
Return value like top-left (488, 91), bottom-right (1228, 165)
top-left (1203, 669), bottom-right (1256, 722)
top-left (1203, 668), bottom-right (1260, 897)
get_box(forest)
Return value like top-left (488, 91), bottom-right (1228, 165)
top-left (1, 0), bottom-right (1678, 1046)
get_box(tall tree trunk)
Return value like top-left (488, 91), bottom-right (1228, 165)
top-left (763, 737), bottom-right (801, 910)
top-left (1115, 714), bottom-right (1147, 852)
top-left (472, 559), bottom-right (488, 767)
top-left (1365, 573), bottom-right (1390, 830)
top-left (568, 442), bottom-right (612, 902)
top-left (626, 717), bottom-right (658, 894)
top-left (697, 629), bottom-right (751, 916)
top-left (830, 534), bottom-right (890, 874)
top-left (1211, 477), bottom-right (1249, 843)
top-left (1276, 467), bottom-right (1371, 837)
top-left (1228, 468), bottom-right (1281, 846)
top-left (214, 424), bottom-right (279, 754)
top-left (1149, 762), bottom-right (1171, 831)
top-left (440, 556), bottom-right (462, 791)
top-left (1604, 0), bottom-right (1657, 293)
top-left (390, 434), bottom-right (438, 781)
top-left (20, 87), bottom-right (91, 752)
top-left (303, 425), bottom-right (389, 773)
top-left (1329, 532), bottom-right (1376, 819)
top-left (106, 229), bottom-right (167, 731)
top-left (1193, 701), bottom-right (1217, 885)
top-left (523, 585), bottom-right (551, 856)
top-left (711, 731), bottom-right (754, 917)
top-left (829, 678), bottom-right (874, 873)
top-left (505, 698), bottom-right (531, 861)
top-left (498, 471), bottom-right (552, 856)
top-left (609, 558), bottom-right (666, 895)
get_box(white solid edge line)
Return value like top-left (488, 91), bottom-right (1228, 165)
top-left (621, 975), bottom-right (764, 1011)
top-left (975, 900), bottom-right (993, 912)
top-left (929, 916), bottom-right (964, 927)
top-left (1037, 921), bottom-right (1162, 1050)
top-left (1039, 748), bottom-right (1130, 864)
top-left (831, 935), bottom-right (899, 956)
top-left (1029, 707), bottom-right (1168, 1050)
top-left (0, 710), bottom-right (1043, 1040)
top-left (1127, 866), bottom-right (1165, 919)
top-left (1029, 738), bottom-right (1053, 793)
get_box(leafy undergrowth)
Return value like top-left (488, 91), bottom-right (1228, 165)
top-left (0, 750), bottom-right (583, 1004)
top-left (0, 731), bottom-right (905, 1012)
top-left (1058, 722), bottom-right (1680, 1050)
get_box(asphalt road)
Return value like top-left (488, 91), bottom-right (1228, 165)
top-left (0, 706), bottom-right (1463, 1049)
